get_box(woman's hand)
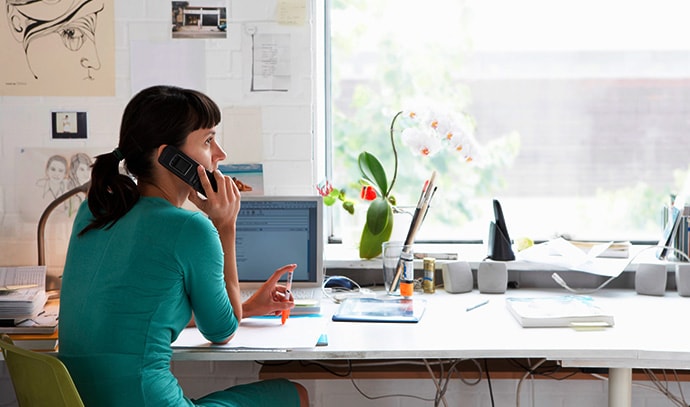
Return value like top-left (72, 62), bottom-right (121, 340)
top-left (242, 264), bottom-right (297, 318)
top-left (187, 166), bottom-right (240, 232)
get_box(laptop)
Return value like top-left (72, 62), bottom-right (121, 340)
top-left (236, 196), bottom-right (324, 309)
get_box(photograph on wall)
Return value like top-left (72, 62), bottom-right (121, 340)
top-left (51, 112), bottom-right (88, 139)
top-left (0, 0), bottom-right (115, 96)
top-left (171, 1), bottom-right (227, 39)
top-left (16, 147), bottom-right (100, 222)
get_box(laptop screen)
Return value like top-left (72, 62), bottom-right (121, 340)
top-left (235, 196), bottom-right (323, 288)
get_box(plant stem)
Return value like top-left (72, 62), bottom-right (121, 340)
top-left (386, 110), bottom-right (403, 197)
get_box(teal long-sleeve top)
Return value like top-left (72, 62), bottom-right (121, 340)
top-left (59, 197), bottom-right (238, 406)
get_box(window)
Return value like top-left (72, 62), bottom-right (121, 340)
top-left (327, 0), bottom-right (690, 244)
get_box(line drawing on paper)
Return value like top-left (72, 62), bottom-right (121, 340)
top-left (5, 0), bottom-right (105, 81)
top-left (34, 152), bottom-right (92, 215)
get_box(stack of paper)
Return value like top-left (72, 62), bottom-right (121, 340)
top-left (0, 300), bottom-right (58, 335)
top-left (0, 266), bottom-right (48, 321)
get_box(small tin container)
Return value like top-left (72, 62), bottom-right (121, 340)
top-left (423, 257), bottom-right (436, 293)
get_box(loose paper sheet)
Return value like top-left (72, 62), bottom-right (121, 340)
top-left (172, 316), bottom-right (325, 350)
top-left (250, 33), bottom-right (291, 92)
top-left (518, 238), bottom-right (629, 277)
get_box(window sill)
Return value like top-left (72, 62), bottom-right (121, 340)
top-left (325, 242), bottom-right (680, 291)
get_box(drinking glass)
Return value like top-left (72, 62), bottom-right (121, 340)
top-left (382, 241), bottom-right (412, 295)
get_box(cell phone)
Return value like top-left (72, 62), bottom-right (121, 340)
top-left (158, 145), bottom-right (217, 197)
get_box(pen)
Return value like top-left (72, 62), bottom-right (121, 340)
top-left (281, 270), bottom-right (294, 325)
top-left (466, 299), bottom-right (489, 312)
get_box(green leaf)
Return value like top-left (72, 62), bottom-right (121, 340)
top-left (358, 152), bottom-right (388, 197)
top-left (342, 200), bottom-right (355, 215)
top-left (323, 188), bottom-right (340, 206)
top-left (365, 198), bottom-right (390, 235)
top-left (358, 207), bottom-right (394, 259)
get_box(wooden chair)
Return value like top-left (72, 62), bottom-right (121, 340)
top-left (0, 333), bottom-right (84, 407)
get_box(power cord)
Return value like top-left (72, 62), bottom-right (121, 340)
top-left (589, 369), bottom-right (690, 407)
top-left (484, 359), bottom-right (495, 407)
top-left (320, 275), bottom-right (376, 303)
top-left (515, 358), bottom-right (546, 407)
top-left (551, 244), bottom-right (690, 294)
top-left (288, 358), bottom-right (484, 404)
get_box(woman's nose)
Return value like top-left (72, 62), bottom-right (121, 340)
top-left (213, 142), bottom-right (227, 162)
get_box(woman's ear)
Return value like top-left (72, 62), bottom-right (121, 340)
top-left (156, 144), bottom-right (169, 161)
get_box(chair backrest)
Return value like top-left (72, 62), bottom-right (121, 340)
top-left (0, 334), bottom-right (84, 407)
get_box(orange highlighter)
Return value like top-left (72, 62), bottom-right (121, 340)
top-left (281, 270), bottom-right (294, 325)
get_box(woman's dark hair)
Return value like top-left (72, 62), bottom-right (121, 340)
top-left (79, 85), bottom-right (221, 235)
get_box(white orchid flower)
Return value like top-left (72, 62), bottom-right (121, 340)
top-left (401, 127), bottom-right (444, 157)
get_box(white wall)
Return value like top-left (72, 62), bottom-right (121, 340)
top-left (0, 0), bottom-right (321, 271)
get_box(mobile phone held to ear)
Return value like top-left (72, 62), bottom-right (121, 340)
top-left (158, 145), bottom-right (217, 197)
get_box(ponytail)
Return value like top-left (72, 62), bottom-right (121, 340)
top-left (78, 150), bottom-right (139, 236)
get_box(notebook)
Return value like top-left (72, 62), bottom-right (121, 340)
top-left (236, 196), bottom-right (324, 308)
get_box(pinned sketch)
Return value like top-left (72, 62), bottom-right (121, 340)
top-left (17, 148), bottom-right (98, 222)
top-left (0, 0), bottom-right (115, 96)
top-left (171, 1), bottom-right (227, 39)
top-left (250, 31), bottom-right (291, 92)
top-left (52, 112), bottom-right (88, 139)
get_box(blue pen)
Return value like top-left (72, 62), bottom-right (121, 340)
top-left (466, 299), bottom-right (489, 312)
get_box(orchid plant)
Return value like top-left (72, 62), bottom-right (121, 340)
top-left (320, 104), bottom-right (480, 259)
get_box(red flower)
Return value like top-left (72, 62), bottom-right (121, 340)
top-left (316, 180), bottom-right (333, 197)
top-left (360, 185), bottom-right (377, 201)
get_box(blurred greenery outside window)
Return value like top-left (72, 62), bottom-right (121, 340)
top-left (327, 0), bottom-right (690, 245)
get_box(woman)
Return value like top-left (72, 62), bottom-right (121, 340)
top-left (58, 85), bottom-right (309, 406)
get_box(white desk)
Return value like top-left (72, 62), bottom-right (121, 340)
top-left (172, 289), bottom-right (690, 407)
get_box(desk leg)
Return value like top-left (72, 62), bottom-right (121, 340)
top-left (608, 367), bottom-right (632, 407)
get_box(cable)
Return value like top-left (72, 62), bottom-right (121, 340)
top-left (552, 244), bottom-right (690, 294)
top-left (422, 359), bottom-right (448, 407)
top-left (484, 359), bottom-right (495, 407)
top-left (320, 275), bottom-right (376, 303)
top-left (434, 359), bottom-right (483, 406)
top-left (347, 367), bottom-right (437, 403)
top-left (515, 358), bottom-right (546, 407)
top-left (644, 369), bottom-right (689, 407)
top-left (294, 358), bottom-right (485, 404)
top-left (591, 370), bottom-right (690, 407)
